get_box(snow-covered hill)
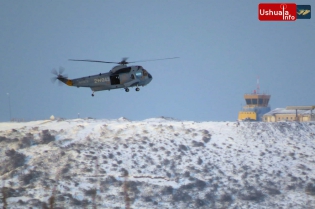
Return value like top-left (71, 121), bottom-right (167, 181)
top-left (1, 118), bottom-right (315, 208)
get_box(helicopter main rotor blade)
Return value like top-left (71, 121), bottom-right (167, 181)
top-left (51, 77), bottom-right (57, 83)
top-left (69, 57), bottom-right (179, 65)
top-left (59, 66), bottom-right (65, 75)
top-left (51, 68), bottom-right (58, 76)
top-left (128, 57), bottom-right (179, 63)
top-left (69, 59), bottom-right (118, 64)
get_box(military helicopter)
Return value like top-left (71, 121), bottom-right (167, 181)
top-left (51, 57), bottom-right (178, 96)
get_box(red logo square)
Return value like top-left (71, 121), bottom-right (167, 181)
top-left (259, 3), bottom-right (297, 21)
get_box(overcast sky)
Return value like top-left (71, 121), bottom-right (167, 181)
top-left (0, 0), bottom-right (314, 122)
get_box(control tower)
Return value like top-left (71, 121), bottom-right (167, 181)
top-left (238, 79), bottom-right (271, 121)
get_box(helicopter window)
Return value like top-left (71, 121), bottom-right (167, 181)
top-left (114, 67), bottom-right (131, 74)
top-left (131, 74), bottom-right (135, 79)
top-left (135, 70), bottom-right (142, 78)
top-left (110, 75), bottom-right (120, 85)
top-left (143, 69), bottom-right (148, 76)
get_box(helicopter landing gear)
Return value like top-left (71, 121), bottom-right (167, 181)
top-left (92, 91), bottom-right (95, 97)
top-left (136, 87), bottom-right (140, 91)
top-left (125, 88), bottom-right (129, 92)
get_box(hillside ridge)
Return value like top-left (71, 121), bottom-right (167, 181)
top-left (1, 118), bottom-right (315, 208)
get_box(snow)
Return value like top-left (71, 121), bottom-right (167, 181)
top-left (0, 118), bottom-right (315, 208)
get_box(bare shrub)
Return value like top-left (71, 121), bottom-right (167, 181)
top-left (2, 187), bottom-right (25, 198)
top-left (192, 140), bottom-right (204, 147)
top-left (0, 136), bottom-right (7, 142)
top-left (179, 144), bottom-right (187, 151)
top-left (19, 170), bottom-right (42, 185)
top-left (18, 133), bottom-right (34, 148)
top-left (127, 181), bottom-right (142, 194)
top-left (27, 198), bottom-right (45, 207)
top-left (205, 192), bottom-right (215, 201)
top-left (264, 187), bottom-right (281, 195)
top-left (40, 130), bottom-right (55, 144)
top-left (202, 136), bottom-right (211, 143)
top-left (197, 157), bottom-right (203, 165)
top-left (180, 178), bottom-right (206, 191)
top-left (220, 193), bottom-right (232, 202)
top-left (172, 190), bottom-right (191, 202)
top-left (161, 186), bottom-right (173, 195)
top-left (3, 149), bottom-right (26, 172)
top-left (61, 165), bottom-right (70, 174)
top-left (195, 198), bottom-right (205, 207)
top-left (71, 198), bottom-right (88, 206)
top-left (238, 187), bottom-right (264, 201)
top-left (163, 159), bottom-right (170, 166)
top-left (108, 153), bottom-right (114, 159)
top-left (104, 176), bottom-right (118, 184)
top-left (85, 188), bottom-right (97, 196)
top-left (0, 136), bottom-right (12, 143)
top-left (82, 167), bottom-right (93, 172)
top-left (121, 168), bottom-right (129, 176)
top-left (286, 184), bottom-right (296, 190)
top-left (201, 129), bottom-right (209, 134)
top-left (194, 179), bottom-right (207, 190)
top-left (180, 183), bottom-right (194, 190)
top-left (305, 183), bottom-right (315, 195)
top-left (144, 196), bottom-right (153, 202)
top-left (166, 172), bottom-right (171, 178)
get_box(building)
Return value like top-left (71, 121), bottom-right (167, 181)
top-left (263, 106), bottom-right (315, 122)
top-left (238, 78), bottom-right (271, 121)
top-left (238, 91), bottom-right (271, 121)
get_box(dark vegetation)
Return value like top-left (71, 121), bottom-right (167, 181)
top-left (19, 170), bottom-right (42, 185)
top-left (305, 183), bottom-right (315, 195)
top-left (238, 187), bottom-right (264, 202)
top-left (18, 133), bottom-right (34, 148)
top-left (40, 130), bottom-right (55, 144)
top-left (1, 149), bottom-right (26, 175)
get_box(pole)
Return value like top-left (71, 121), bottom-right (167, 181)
top-left (7, 93), bottom-right (11, 121)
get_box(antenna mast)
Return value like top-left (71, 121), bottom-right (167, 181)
top-left (257, 76), bottom-right (260, 95)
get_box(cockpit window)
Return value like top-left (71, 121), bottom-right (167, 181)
top-left (143, 69), bottom-right (148, 76)
top-left (114, 67), bottom-right (131, 74)
top-left (135, 70), bottom-right (142, 78)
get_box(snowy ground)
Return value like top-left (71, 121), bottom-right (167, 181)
top-left (0, 118), bottom-right (315, 208)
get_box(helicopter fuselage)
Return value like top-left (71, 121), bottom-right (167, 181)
top-left (58, 65), bottom-right (152, 95)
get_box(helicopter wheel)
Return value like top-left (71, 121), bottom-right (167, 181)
top-left (92, 94), bottom-right (94, 97)
top-left (136, 87), bottom-right (140, 91)
top-left (125, 88), bottom-right (129, 92)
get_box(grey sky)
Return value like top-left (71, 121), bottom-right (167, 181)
top-left (0, 1), bottom-right (314, 122)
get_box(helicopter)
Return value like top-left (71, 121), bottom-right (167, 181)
top-left (51, 57), bottom-right (178, 96)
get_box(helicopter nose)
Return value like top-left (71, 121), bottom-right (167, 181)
top-left (148, 73), bottom-right (152, 79)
